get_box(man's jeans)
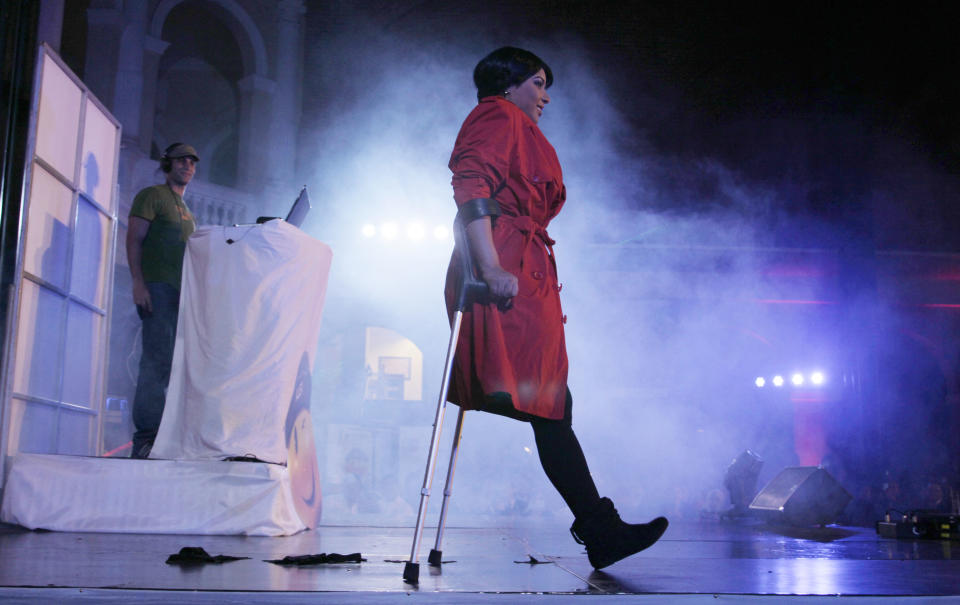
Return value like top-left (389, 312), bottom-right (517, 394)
top-left (131, 282), bottom-right (180, 457)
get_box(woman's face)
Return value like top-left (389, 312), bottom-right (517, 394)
top-left (505, 68), bottom-right (550, 124)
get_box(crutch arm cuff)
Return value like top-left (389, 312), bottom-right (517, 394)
top-left (452, 198), bottom-right (497, 310)
top-left (456, 198), bottom-right (501, 227)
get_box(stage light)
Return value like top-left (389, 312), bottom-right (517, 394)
top-left (791, 373), bottom-right (804, 386)
top-left (755, 377), bottom-right (766, 388)
top-left (380, 222), bottom-right (399, 240)
top-left (772, 375), bottom-right (784, 387)
top-left (810, 371), bottom-right (825, 385)
top-left (724, 449), bottom-right (763, 517)
top-left (406, 222), bottom-right (426, 241)
top-left (362, 220), bottom-right (451, 244)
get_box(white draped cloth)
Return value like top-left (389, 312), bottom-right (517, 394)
top-left (151, 220), bottom-right (332, 464)
top-left (0, 453), bottom-right (306, 536)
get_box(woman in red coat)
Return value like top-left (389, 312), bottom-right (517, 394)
top-left (445, 47), bottom-right (668, 569)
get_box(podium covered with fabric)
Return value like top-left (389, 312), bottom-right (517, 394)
top-left (152, 220), bottom-right (331, 465)
top-left (1, 220), bottom-right (331, 535)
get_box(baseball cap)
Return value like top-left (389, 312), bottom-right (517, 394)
top-left (164, 143), bottom-right (200, 162)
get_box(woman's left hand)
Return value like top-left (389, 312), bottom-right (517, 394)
top-left (481, 264), bottom-right (519, 301)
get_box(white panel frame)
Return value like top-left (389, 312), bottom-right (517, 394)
top-left (0, 44), bottom-right (120, 486)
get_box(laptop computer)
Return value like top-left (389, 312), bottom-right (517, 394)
top-left (284, 186), bottom-right (310, 228)
top-left (249, 186), bottom-right (311, 227)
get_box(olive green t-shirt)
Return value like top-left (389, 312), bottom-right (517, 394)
top-left (129, 184), bottom-right (196, 290)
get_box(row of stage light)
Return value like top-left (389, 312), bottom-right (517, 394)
top-left (361, 222), bottom-right (451, 242)
top-left (755, 371), bottom-right (825, 388)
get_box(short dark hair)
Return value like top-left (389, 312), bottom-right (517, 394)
top-left (473, 46), bottom-right (553, 102)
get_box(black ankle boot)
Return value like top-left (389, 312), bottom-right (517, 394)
top-left (569, 497), bottom-right (668, 569)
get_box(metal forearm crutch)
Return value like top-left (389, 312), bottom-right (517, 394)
top-left (403, 198), bottom-right (500, 585)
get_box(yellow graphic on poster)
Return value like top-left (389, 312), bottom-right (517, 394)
top-left (285, 353), bottom-right (322, 527)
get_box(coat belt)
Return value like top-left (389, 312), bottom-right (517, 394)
top-left (500, 214), bottom-right (555, 271)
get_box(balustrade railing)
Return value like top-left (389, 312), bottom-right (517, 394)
top-left (185, 181), bottom-right (253, 226)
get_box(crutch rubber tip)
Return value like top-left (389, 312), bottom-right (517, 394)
top-left (428, 548), bottom-right (443, 567)
top-left (402, 562), bottom-right (420, 584)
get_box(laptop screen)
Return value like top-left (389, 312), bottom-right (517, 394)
top-left (285, 187), bottom-right (310, 228)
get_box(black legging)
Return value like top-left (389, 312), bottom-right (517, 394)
top-left (530, 390), bottom-right (601, 519)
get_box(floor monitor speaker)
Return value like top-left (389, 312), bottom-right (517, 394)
top-left (749, 466), bottom-right (851, 526)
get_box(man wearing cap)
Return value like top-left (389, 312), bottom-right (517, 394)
top-left (126, 142), bottom-right (199, 458)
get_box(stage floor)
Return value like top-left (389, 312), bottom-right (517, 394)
top-left (1, 519), bottom-right (958, 603)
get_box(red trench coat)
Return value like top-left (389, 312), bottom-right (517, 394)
top-left (444, 96), bottom-right (568, 420)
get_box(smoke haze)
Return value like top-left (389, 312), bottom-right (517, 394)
top-left (295, 2), bottom-right (960, 526)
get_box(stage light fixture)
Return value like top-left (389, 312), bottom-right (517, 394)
top-left (724, 449), bottom-right (763, 517)
top-left (755, 377), bottom-right (766, 388)
top-left (433, 225), bottom-right (449, 240)
top-left (810, 371), bottom-right (825, 385)
top-left (791, 373), bottom-right (804, 386)
top-left (361, 224), bottom-right (376, 238)
top-left (380, 222), bottom-right (399, 240)
top-left (772, 375), bottom-right (784, 387)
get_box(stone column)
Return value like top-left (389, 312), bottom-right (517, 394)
top-left (37, 0), bottom-right (65, 51)
top-left (112, 1), bottom-right (149, 148)
top-left (236, 74), bottom-right (277, 192)
top-left (138, 35), bottom-right (170, 155)
top-left (265, 0), bottom-right (306, 203)
top-left (83, 5), bottom-right (123, 107)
